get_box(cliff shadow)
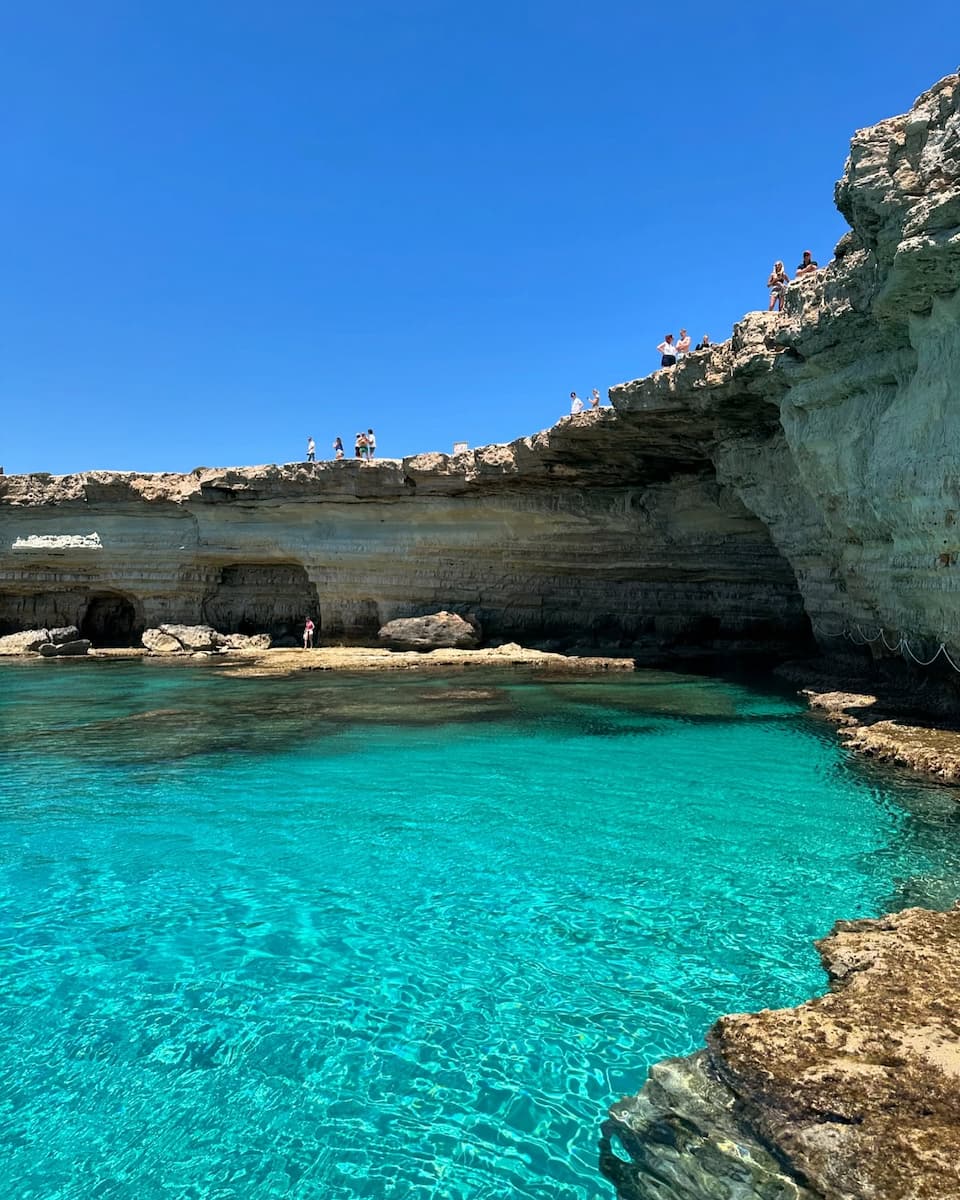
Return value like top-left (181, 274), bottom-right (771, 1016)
top-left (201, 562), bottom-right (320, 645)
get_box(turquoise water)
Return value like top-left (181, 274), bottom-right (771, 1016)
top-left (1, 661), bottom-right (959, 1200)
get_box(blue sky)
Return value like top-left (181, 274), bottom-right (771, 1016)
top-left (1, 3), bottom-right (956, 474)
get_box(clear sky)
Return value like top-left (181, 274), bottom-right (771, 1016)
top-left (1, 3), bottom-right (956, 474)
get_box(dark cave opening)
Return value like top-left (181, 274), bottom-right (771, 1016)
top-left (80, 593), bottom-right (142, 647)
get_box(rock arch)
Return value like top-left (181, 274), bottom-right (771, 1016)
top-left (80, 592), bottom-right (143, 647)
top-left (201, 562), bottom-right (320, 645)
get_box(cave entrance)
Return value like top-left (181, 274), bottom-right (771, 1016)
top-left (202, 563), bottom-right (320, 646)
top-left (80, 593), bottom-right (142, 647)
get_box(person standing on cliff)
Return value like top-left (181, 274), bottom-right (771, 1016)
top-left (590, 388), bottom-right (601, 409)
top-left (303, 618), bottom-right (315, 649)
top-left (570, 392), bottom-right (584, 414)
top-left (333, 436), bottom-right (344, 459)
top-left (366, 428), bottom-right (376, 459)
top-left (355, 432), bottom-right (367, 459)
top-left (767, 262), bottom-right (789, 312)
top-left (676, 329), bottom-right (691, 359)
top-left (657, 334), bottom-right (677, 367)
top-left (795, 249), bottom-right (818, 276)
top-left (306, 436), bottom-right (316, 463)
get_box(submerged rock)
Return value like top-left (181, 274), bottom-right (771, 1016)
top-left (378, 612), bottom-right (480, 651)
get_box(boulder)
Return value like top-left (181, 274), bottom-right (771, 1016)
top-left (47, 626), bottom-right (81, 645)
top-left (37, 639), bottom-right (91, 657)
top-left (157, 623), bottom-right (219, 651)
top-left (378, 611), bottom-right (481, 651)
top-left (216, 632), bottom-right (272, 650)
top-left (142, 628), bottom-right (185, 654)
top-left (0, 629), bottom-right (50, 655)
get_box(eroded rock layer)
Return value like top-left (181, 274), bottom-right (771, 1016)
top-left (610, 70), bottom-right (960, 676)
top-left (0, 438), bottom-right (805, 650)
top-left (597, 74), bottom-right (960, 1200)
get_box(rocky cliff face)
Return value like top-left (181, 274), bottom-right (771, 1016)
top-left (0, 417), bottom-right (805, 651)
top-left (2, 78), bottom-right (957, 670)
top-left (611, 69), bottom-right (960, 679)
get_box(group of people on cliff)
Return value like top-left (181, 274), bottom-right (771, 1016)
top-left (654, 250), bottom-right (820, 370)
top-left (305, 431), bottom-right (377, 463)
top-left (656, 330), bottom-right (711, 368)
top-left (767, 250), bottom-right (818, 312)
top-left (568, 388), bottom-right (604, 414)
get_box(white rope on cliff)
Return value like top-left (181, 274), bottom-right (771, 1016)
top-left (810, 620), bottom-right (960, 674)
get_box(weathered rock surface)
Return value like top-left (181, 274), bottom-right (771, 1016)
top-left (377, 611), bottom-right (480, 650)
top-left (601, 906), bottom-right (960, 1200)
top-left (37, 639), bottom-right (91, 657)
top-left (0, 629), bottom-right (53, 655)
top-left (141, 628), bottom-right (185, 654)
top-left (142, 625), bottom-right (272, 654)
top-left (157, 623), bottom-right (219, 652)
top-left (610, 70), bottom-right (960, 679)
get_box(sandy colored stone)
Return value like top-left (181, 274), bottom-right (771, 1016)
top-left (603, 907), bottom-right (960, 1200)
top-left (839, 719), bottom-right (960, 783)
top-left (142, 628), bottom-right (185, 654)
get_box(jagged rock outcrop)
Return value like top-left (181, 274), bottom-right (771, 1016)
top-left (378, 611), bottom-right (480, 650)
top-left (610, 70), bottom-right (960, 677)
top-left (601, 906), bottom-right (960, 1200)
top-left (598, 72), bottom-right (960, 1200)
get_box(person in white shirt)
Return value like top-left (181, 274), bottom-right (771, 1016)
top-left (366, 428), bottom-right (377, 459)
top-left (657, 334), bottom-right (677, 367)
top-left (570, 392), bottom-right (584, 414)
top-left (676, 329), bottom-right (691, 358)
top-left (306, 436), bottom-right (316, 462)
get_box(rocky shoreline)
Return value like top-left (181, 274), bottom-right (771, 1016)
top-left (600, 905), bottom-right (960, 1200)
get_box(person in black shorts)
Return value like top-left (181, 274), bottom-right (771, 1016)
top-left (657, 334), bottom-right (677, 367)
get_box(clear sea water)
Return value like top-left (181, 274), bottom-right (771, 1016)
top-left (1, 660), bottom-right (959, 1200)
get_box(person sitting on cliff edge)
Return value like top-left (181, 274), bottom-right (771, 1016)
top-left (657, 334), bottom-right (677, 367)
top-left (795, 249), bottom-right (818, 276)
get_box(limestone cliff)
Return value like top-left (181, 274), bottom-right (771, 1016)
top-left (610, 69), bottom-right (960, 677)
top-left (0, 420), bottom-right (804, 650)
top-left (1, 75), bottom-right (957, 674)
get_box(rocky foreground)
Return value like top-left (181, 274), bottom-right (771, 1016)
top-left (600, 907), bottom-right (960, 1200)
